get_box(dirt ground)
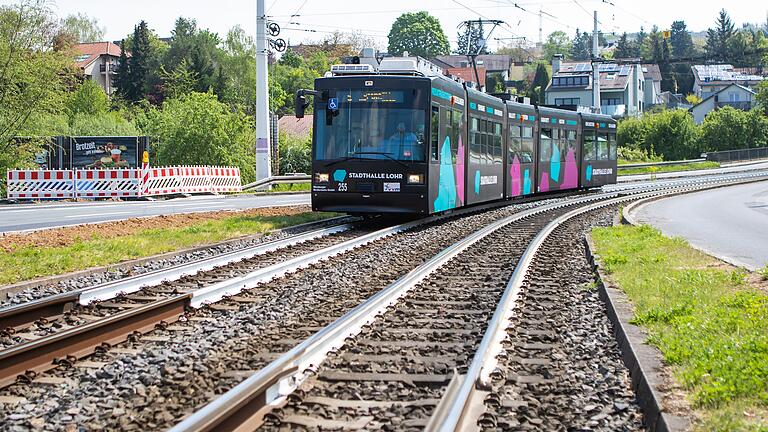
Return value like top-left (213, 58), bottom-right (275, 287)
top-left (0, 205), bottom-right (312, 253)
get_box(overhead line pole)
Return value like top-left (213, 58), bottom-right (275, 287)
top-left (592, 10), bottom-right (601, 112)
top-left (255, 0), bottom-right (272, 183)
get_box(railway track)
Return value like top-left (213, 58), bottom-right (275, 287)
top-left (167, 174), bottom-right (768, 432)
top-left (0, 172), bottom-right (766, 430)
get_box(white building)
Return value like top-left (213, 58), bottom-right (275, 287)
top-left (690, 83), bottom-right (757, 124)
top-left (691, 64), bottom-right (764, 100)
top-left (73, 42), bottom-right (125, 96)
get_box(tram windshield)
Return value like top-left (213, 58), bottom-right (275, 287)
top-left (315, 89), bottom-right (427, 162)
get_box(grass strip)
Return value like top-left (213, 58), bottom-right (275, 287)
top-left (0, 211), bottom-right (335, 285)
top-left (618, 161), bottom-right (720, 176)
top-left (592, 224), bottom-right (768, 431)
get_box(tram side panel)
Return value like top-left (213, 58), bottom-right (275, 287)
top-left (580, 118), bottom-right (618, 188)
top-left (428, 84), bottom-right (468, 214)
top-left (535, 110), bottom-right (582, 193)
top-left (465, 92), bottom-right (505, 205)
top-left (505, 104), bottom-right (538, 199)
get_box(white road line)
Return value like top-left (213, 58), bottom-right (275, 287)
top-left (64, 211), bottom-right (131, 218)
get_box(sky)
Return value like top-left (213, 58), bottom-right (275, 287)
top-left (4, 0), bottom-right (767, 52)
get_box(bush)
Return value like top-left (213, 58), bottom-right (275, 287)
top-left (278, 132), bottom-right (311, 175)
top-left (69, 111), bottom-right (141, 136)
top-left (643, 109), bottom-right (701, 160)
top-left (618, 146), bottom-right (661, 163)
top-left (700, 107), bottom-right (768, 152)
top-left (142, 91), bottom-right (257, 183)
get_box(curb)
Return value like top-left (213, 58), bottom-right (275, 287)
top-left (0, 215), bottom-right (350, 300)
top-left (584, 234), bottom-right (690, 432)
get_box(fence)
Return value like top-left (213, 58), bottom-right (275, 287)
top-left (6, 165), bottom-right (241, 200)
top-left (704, 147), bottom-right (768, 163)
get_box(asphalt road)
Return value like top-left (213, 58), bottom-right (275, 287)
top-left (634, 180), bottom-right (768, 270)
top-left (0, 194), bottom-right (310, 233)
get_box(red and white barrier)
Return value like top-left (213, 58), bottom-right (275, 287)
top-left (6, 165), bottom-right (242, 200)
top-left (6, 170), bottom-right (74, 200)
top-left (75, 169), bottom-right (141, 198)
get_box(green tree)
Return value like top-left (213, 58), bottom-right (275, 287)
top-left (756, 80), bottom-right (768, 116)
top-left (70, 112), bottom-right (141, 136)
top-left (617, 116), bottom-right (648, 153)
top-left (117, 21), bottom-right (152, 102)
top-left (59, 12), bottom-right (105, 43)
top-left (542, 31), bottom-right (572, 60)
top-left (278, 132), bottom-right (311, 175)
top-left (456, 21), bottom-right (488, 55)
top-left (529, 62), bottom-right (549, 103)
top-left (643, 109), bottom-right (700, 160)
top-left (669, 20), bottom-right (694, 59)
top-left (570, 29), bottom-right (591, 60)
top-left (614, 33), bottom-right (635, 59)
top-left (67, 80), bottom-right (109, 120)
top-left (279, 49), bottom-right (303, 68)
top-left (700, 107), bottom-right (768, 151)
top-left (142, 92), bottom-right (256, 182)
top-left (0, 0), bottom-right (72, 179)
top-left (387, 11), bottom-right (450, 58)
top-left (705, 9), bottom-right (735, 61)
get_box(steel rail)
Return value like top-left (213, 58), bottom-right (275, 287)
top-left (167, 192), bottom-right (625, 432)
top-left (0, 222), bottom-right (353, 331)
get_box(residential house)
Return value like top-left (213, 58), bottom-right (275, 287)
top-left (544, 55), bottom-right (645, 117)
top-left (432, 54), bottom-right (512, 82)
top-left (444, 66), bottom-right (487, 91)
top-left (73, 42), bottom-right (124, 96)
top-left (690, 83), bottom-right (757, 124)
top-left (691, 64), bottom-right (764, 99)
top-left (641, 64), bottom-right (663, 107)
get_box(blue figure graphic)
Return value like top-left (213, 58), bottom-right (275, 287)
top-left (433, 137), bottom-right (457, 212)
top-left (586, 164), bottom-right (593, 181)
top-left (474, 170), bottom-right (481, 194)
top-left (550, 142), bottom-right (561, 183)
top-left (523, 169), bottom-right (532, 194)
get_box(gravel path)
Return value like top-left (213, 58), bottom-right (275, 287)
top-left (0, 198), bottom-right (574, 431)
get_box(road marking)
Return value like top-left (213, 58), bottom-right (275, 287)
top-left (64, 211), bottom-right (131, 218)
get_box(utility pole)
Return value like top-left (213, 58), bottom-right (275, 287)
top-left (592, 10), bottom-right (601, 112)
top-left (538, 10), bottom-right (543, 47)
top-left (255, 0), bottom-right (272, 182)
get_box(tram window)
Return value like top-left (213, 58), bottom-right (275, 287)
top-left (597, 132), bottom-right (609, 160)
top-left (450, 110), bottom-right (460, 163)
top-left (508, 125), bottom-right (522, 163)
top-left (566, 130), bottom-right (576, 141)
top-left (608, 133), bottom-right (617, 160)
top-left (521, 126), bottom-right (534, 163)
top-left (470, 116), bottom-right (481, 164)
top-left (584, 132), bottom-right (597, 160)
top-left (430, 106), bottom-right (440, 162)
top-left (540, 128), bottom-right (553, 162)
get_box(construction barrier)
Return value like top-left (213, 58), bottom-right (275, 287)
top-left (75, 169), bottom-right (141, 199)
top-left (6, 165), bottom-right (241, 200)
top-left (6, 170), bottom-right (74, 200)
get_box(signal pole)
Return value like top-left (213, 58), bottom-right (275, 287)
top-left (592, 10), bottom-right (601, 111)
top-left (255, 0), bottom-right (272, 182)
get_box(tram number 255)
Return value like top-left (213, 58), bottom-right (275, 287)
top-left (337, 182), bottom-right (348, 192)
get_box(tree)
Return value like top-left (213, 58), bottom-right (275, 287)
top-left (643, 110), bottom-right (700, 160)
top-left (570, 29), bottom-right (592, 61)
top-left (387, 12), bottom-right (450, 58)
top-left (529, 62), bottom-right (549, 103)
top-left (700, 106), bottom-right (768, 152)
top-left (117, 21), bottom-right (152, 102)
top-left (755, 80), bottom-right (768, 116)
top-left (705, 9), bottom-right (735, 61)
top-left (60, 13), bottom-right (105, 43)
top-left (614, 33), bottom-right (635, 59)
top-left (635, 27), bottom-right (647, 58)
top-left (67, 80), bottom-right (109, 120)
top-left (0, 0), bottom-right (73, 179)
top-left (456, 20), bottom-right (488, 55)
top-left (542, 31), bottom-right (571, 60)
top-left (669, 21), bottom-right (694, 59)
top-left (143, 92), bottom-right (257, 182)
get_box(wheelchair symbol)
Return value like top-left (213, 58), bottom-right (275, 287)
top-left (328, 98), bottom-right (338, 111)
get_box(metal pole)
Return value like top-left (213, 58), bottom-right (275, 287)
top-left (592, 10), bottom-right (601, 112)
top-left (255, 0), bottom-right (272, 182)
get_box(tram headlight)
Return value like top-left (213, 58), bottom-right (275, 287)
top-left (407, 173), bottom-right (424, 184)
top-left (315, 173), bottom-right (329, 183)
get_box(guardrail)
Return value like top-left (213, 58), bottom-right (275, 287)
top-left (704, 147), bottom-right (768, 163)
top-left (242, 174), bottom-right (310, 191)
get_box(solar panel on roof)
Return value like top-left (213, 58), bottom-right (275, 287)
top-left (619, 65), bottom-right (630, 76)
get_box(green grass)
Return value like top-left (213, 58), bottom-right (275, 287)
top-left (759, 265), bottom-right (768, 281)
top-left (0, 211), bottom-right (335, 285)
top-left (269, 182), bottom-right (311, 192)
top-left (592, 225), bottom-right (768, 431)
top-left (618, 161), bottom-right (720, 176)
